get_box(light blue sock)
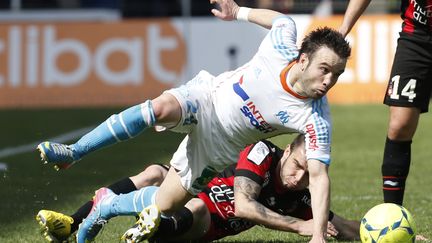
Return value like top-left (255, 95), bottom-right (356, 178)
top-left (108, 186), bottom-right (159, 217)
top-left (72, 100), bottom-right (156, 158)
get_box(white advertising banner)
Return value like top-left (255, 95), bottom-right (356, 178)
top-left (0, 15), bottom-right (401, 107)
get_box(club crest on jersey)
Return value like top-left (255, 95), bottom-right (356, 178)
top-left (234, 76), bottom-right (276, 134)
top-left (275, 110), bottom-right (289, 125)
top-left (387, 81), bottom-right (394, 97)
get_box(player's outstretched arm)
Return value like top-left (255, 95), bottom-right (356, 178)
top-left (339, 0), bottom-right (371, 37)
top-left (308, 159), bottom-right (330, 243)
top-left (210, 0), bottom-right (284, 29)
top-left (234, 176), bottom-right (304, 233)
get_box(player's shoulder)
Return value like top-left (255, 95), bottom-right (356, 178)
top-left (272, 15), bottom-right (296, 28)
top-left (245, 140), bottom-right (279, 165)
top-left (236, 140), bottom-right (281, 184)
top-left (309, 97), bottom-right (331, 119)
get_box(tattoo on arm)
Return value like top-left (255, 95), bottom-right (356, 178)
top-left (235, 176), bottom-right (267, 217)
top-left (235, 176), bottom-right (261, 199)
top-left (235, 176), bottom-right (298, 227)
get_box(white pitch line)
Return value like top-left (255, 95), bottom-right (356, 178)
top-left (0, 126), bottom-right (94, 159)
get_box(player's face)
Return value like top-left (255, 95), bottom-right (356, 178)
top-left (279, 144), bottom-right (308, 191)
top-left (299, 46), bottom-right (347, 99)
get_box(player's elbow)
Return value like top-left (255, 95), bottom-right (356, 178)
top-left (234, 206), bottom-right (248, 218)
top-left (234, 198), bottom-right (253, 218)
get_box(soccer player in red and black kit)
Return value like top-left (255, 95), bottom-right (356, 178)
top-left (340, 0), bottom-right (432, 205)
top-left (36, 135), bottom-right (359, 242)
top-left (192, 137), bottom-right (359, 242)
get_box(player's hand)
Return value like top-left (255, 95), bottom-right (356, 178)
top-left (416, 234), bottom-right (429, 241)
top-left (296, 219), bottom-right (315, 236)
top-left (210, 0), bottom-right (239, 21)
top-left (297, 220), bottom-right (338, 238)
top-left (325, 221), bottom-right (338, 238)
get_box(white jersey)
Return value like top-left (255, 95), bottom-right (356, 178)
top-left (212, 16), bottom-right (332, 165)
top-left (166, 16), bottom-right (332, 193)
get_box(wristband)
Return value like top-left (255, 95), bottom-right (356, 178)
top-left (236, 7), bottom-right (251, 21)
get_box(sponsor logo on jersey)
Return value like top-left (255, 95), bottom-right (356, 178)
top-left (240, 102), bottom-right (276, 133)
top-left (233, 81), bottom-right (249, 101)
top-left (301, 194), bottom-right (311, 207)
top-left (305, 123), bottom-right (319, 151)
top-left (410, 1), bottom-right (432, 25)
top-left (234, 76), bottom-right (276, 133)
top-left (209, 184), bottom-right (235, 204)
top-left (208, 183), bottom-right (236, 219)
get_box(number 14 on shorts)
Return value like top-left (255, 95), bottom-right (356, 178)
top-left (388, 75), bottom-right (417, 102)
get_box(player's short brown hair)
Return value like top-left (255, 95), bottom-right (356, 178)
top-left (297, 27), bottom-right (351, 61)
top-left (290, 134), bottom-right (305, 152)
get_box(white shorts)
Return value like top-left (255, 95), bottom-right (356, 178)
top-left (164, 71), bottom-right (241, 195)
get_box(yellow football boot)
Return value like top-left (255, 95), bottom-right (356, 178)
top-left (36, 210), bottom-right (74, 242)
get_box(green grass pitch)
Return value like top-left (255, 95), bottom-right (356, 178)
top-left (0, 104), bottom-right (431, 242)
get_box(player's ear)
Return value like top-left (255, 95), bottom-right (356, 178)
top-left (299, 53), bottom-right (308, 71)
top-left (284, 144), bottom-right (291, 156)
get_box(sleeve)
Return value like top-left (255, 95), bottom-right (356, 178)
top-left (302, 97), bottom-right (332, 165)
top-left (258, 15), bottom-right (299, 62)
top-left (235, 141), bottom-right (273, 185)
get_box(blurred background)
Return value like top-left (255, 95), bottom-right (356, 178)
top-left (0, 0), bottom-right (401, 16)
top-left (2, 1), bottom-right (431, 242)
top-left (0, 0), bottom-right (405, 108)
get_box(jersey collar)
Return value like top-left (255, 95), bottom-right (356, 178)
top-left (279, 62), bottom-right (308, 99)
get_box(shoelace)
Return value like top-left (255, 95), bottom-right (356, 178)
top-left (52, 144), bottom-right (74, 158)
top-left (140, 210), bottom-right (156, 229)
top-left (86, 218), bottom-right (107, 238)
top-left (123, 226), bottom-right (144, 241)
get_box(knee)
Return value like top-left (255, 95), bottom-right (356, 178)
top-left (185, 199), bottom-right (208, 219)
top-left (388, 119), bottom-right (414, 140)
top-left (151, 94), bottom-right (182, 126)
top-left (387, 107), bottom-right (419, 140)
top-left (130, 164), bottom-right (168, 189)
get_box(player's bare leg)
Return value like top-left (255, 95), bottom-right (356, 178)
top-left (172, 198), bottom-right (211, 241)
top-left (123, 167), bottom-right (194, 242)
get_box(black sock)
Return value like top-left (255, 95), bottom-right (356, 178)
top-left (152, 207), bottom-right (194, 239)
top-left (382, 137), bottom-right (411, 205)
top-left (71, 201), bottom-right (93, 232)
top-left (107, 177), bottom-right (137, 194)
top-left (70, 177), bottom-right (137, 232)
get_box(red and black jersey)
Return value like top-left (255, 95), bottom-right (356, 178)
top-left (400, 0), bottom-right (432, 34)
top-left (235, 140), bottom-right (313, 220)
top-left (197, 140), bottom-right (314, 241)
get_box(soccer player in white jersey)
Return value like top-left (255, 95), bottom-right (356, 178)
top-left (37, 0), bottom-right (350, 242)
